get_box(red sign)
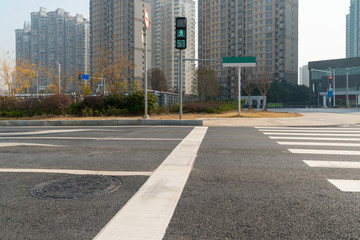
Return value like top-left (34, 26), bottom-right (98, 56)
top-left (145, 9), bottom-right (149, 30)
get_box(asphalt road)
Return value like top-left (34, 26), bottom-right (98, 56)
top-left (1, 126), bottom-right (360, 239)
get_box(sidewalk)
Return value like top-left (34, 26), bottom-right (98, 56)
top-left (202, 112), bottom-right (360, 127)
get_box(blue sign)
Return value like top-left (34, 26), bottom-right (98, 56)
top-left (82, 74), bottom-right (90, 80)
top-left (328, 91), bottom-right (333, 98)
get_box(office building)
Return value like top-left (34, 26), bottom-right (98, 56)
top-left (90, 0), bottom-right (152, 87)
top-left (15, 8), bottom-right (90, 92)
top-left (150, 0), bottom-right (196, 94)
top-left (198, 0), bottom-right (298, 99)
top-left (309, 57), bottom-right (360, 107)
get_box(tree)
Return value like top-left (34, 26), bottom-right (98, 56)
top-left (193, 68), bottom-right (219, 101)
top-left (92, 45), bottom-right (135, 94)
top-left (15, 57), bottom-right (38, 95)
top-left (0, 52), bottom-right (15, 96)
top-left (243, 78), bottom-right (257, 109)
top-left (257, 72), bottom-right (271, 110)
top-left (147, 68), bottom-right (168, 91)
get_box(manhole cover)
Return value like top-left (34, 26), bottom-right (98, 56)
top-left (29, 175), bottom-right (122, 199)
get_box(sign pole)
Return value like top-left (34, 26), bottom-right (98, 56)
top-left (238, 67), bottom-right (241, 117)
top-left (143, 9), bottom-right (150, 119)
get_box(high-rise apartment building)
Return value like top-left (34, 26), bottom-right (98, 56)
top-left (299, 65), bottom-right (309, 87)
top-left (150, 0), bottom-right (196, 94)
top-left (199, 0), bottom-right (298, 99)
top-left (15, 8), bottom-right (90, 91)
top-left (347, 0), bottom-right (359, 58)
top-left (90, 0), bottom-right (152, 86)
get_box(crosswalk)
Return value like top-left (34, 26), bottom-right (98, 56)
top-left (257, 126), bottom-right (360, 192)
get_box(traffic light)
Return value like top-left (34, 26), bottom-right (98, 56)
top-left (175, 17), bottom-right (187, 50)
top-left (328, 76), bottom-right (333, 85)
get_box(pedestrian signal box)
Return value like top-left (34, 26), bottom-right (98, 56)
top-left (175, 17), bottom-right (187, 50)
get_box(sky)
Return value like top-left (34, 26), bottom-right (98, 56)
top-left (0, 0), bottom-right (350, 69)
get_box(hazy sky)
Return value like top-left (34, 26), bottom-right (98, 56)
top-left (0, 0), bottom-right (350, 68)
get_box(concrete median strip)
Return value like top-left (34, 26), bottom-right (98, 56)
top-left (94, 126), bottom-right (208, 240)
top-left (0, 119), bottom-right (203, 126)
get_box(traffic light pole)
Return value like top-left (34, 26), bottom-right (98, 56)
top-left (179, 50), bottom-right (183, 120)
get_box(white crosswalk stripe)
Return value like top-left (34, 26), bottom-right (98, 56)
top-left (257, 126), bottom-right (360, 192)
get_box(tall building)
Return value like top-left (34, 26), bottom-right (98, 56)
top-left (15, 8), bottom-right (90, 91)
top-left (198, 0), bottom-right (298, 99)
top-left (150, 0), bottom-right (196, 94)
top-left (347, 0), bottom-right (359, 58)
top-left (299, 65), bottom-right (309, 87)
top-left (90, 0), bottom-right (152, 86)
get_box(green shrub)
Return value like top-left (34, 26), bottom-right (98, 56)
top-left (105, 106), bottom-right (128, 116)
top-left (102, 94), bottom-right (127, 110)
top-left (68, 102), bottom-right (83, 116)
top-left (206, 107), bottom-right (217, 113)
top-left (170, 103), bottom-right (179, 113)
top-left (125, 91), bottom-right (158, 115)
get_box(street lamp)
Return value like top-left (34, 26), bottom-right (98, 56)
top-left (54, 61), bottom-right (61, 95)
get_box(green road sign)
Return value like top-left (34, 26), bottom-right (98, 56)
top-left (223, 57), bottom-right (256, 67)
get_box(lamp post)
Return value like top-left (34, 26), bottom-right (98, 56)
top-left (54, 61), bottom-right (61, 95)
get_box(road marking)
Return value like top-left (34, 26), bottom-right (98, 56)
top-left (304, 160), bottom-right (360, 169)
top-left (259, 129), bottom-right (360, 133)
top-left (0, 143), bottom-right (62, 148)
top-left (0, 129), bottom-right (92, 136)
top-left (94, 127), bottom-right (208, 240)
top-left (264, 132), bottom-right (360, 137)
top-left (328, 179), bottom-right (360, 192)
top-left (289, 149), bottom-right (360, 156)
top-left (278, 141), bottom-right (360, 147)
top-left (0, 137), bottom-right (181, 141)
top-left (256, 127), bottom-right (360, 130)
top-left (0, 169), bottom-right (152, 176)
top-left (270, 136), bottom-right (360, 141)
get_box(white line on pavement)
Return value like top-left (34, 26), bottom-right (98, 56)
top-left (259, 129), bottom-right (360, 133)
top-left (270, 136), bottom-right (360, 141)
top-left (256, 127), bottom-right (360, 130)
top-left (0, 129), bottom-right (92, 136)
top-left (264, 132), bottom-right (360, 137)
top-left (0, 169), bottom-right (152, 176)
top-left (328, 179), bottom-right (360, 192)
top-left (278, 141), bottom-right (360, 147)
top-left (0, 137), bottom-right (182, 141)
top-left (289, 149), bottom-right (360, 155)
top-left (304, 160), bottom-right (360, 169)
top-left (0, 143), bottom-right (63, 148)
top-left (94, 127), bottom-right (208, 240)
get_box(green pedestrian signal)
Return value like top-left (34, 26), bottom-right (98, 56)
top-left (175, 17), bottom-right (187, 50)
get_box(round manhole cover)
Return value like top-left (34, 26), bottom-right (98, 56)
top-left (29, 175), bottom-right (122, 199)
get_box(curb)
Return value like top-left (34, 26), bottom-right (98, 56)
top-left (0, 119), bottom-right (203, 127)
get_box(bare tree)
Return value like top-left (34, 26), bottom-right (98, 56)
top-left (257, 72), bottom-right (271, 110)
top-left (147, 68), bottom-right (168, 91)
top-left (192, 68), bottom-right (219, 101)
top-left (243, 77), bottom-right (256, 109)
